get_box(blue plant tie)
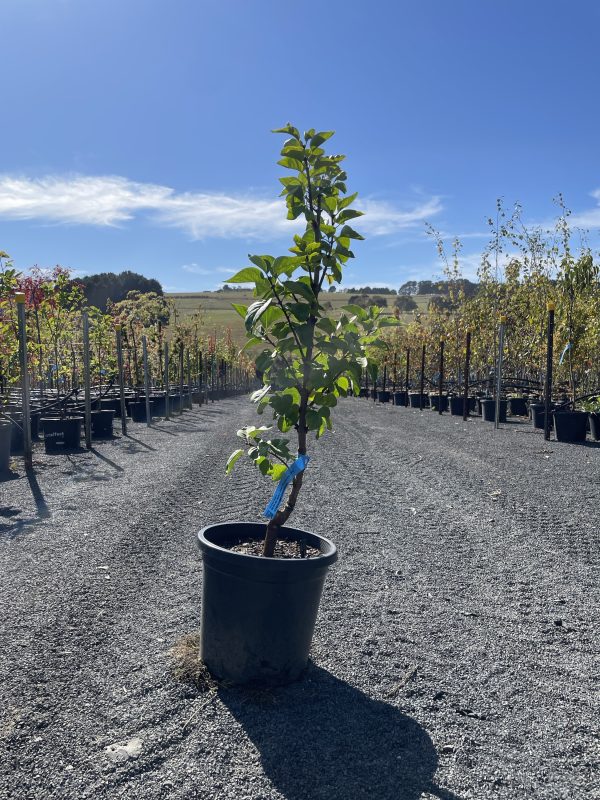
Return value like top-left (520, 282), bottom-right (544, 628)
top-left (263, 454), bottom-right (310, 519)
top-left (559, 342), bottom-right (572, 365)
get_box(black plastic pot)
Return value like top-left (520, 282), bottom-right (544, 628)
top-left (129, 401), bottom-right (153, 422)
top-left (150, 396), bottom-right (166, 416)
top-left (508, 397), bottom-right (528, 417)
top-left (589, 412), bottom-right (600, 441)
top-left (393, 391), bottom-right (407, 405)
top-left (554, 410), bottom-right (588, 443)
top-left (41, 416), bottom-right (82, 451)
top-left (8, 413), bottom-right (24, 453)
top-left (408, 393), bottom-right (428, 408)
top-left (449, 396), bottom-right (466, 416)
top-left (377, 390), bottom-right (391, 403)
top-left (197, 522), bottom-right (337, 686)
top-left (0, 421), bottom-right (11, 472)
top-left (530, 403), bottom-right (554, 430)
top-left (100, 398), bottom-right (122, 417)
top-left (429, 395), bottom-right (448, 412)
top-left (481, 398), bottom-right (507, 423)
top-left (358, 387), bottom-right (369, 398)
top-left (91, 409), bottom-right (115, 437)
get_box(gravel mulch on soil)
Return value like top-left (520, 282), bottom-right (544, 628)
top-left (0, 398), bottom-right (598, 799)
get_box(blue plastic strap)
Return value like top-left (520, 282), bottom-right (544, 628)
top-left (559, 342), bottom-right (572, 365)
top-left (263, 454), bottom-right (310, 519)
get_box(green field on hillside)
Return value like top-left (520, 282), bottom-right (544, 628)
top-left (166, 290), bottom-right (431, 343)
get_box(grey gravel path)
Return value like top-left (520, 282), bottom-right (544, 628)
top-left (0, 398), bottom-right (598, 800)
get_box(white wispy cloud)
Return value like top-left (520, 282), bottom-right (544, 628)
top-left (356, 196), bottom-right (444, 236)
top-left (0, 173), bottom-right (443, 241)
top-left (0, 175), bottom-right (172, 225)
top-left (567, 188), bottom-right (600, 229)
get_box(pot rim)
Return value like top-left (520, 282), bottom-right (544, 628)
top-left (198, 521), bottom-right (337, 570)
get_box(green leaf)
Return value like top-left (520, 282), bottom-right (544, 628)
top-left (269, 463), bottom-right (288, 481)
top-left (240, 336), bottom-right (263, 352)
top-left (272, 256), bottom-right (300, 276)
top-left (272, 124), bottom-right (301, 139)
top-left (251, 384), bottom-right (271, 403)
top-left (338, 192), bottom-right (358, 210)
top-left (305, 409), bottom-right (321, 430)
top-left (283, 280), bottom-right (315, 302)
top-left (337, 209), bottom-right (364, 223)
top-left (278, 157), bottom-right (304, 171)
top-left (339, 225), bottom-right (364, 241)
top-left (225, 449), bottom-right (244, 475)
top-left (311, 131), bottom-right (334, 148)
top-left (227, 267), bottom-right (264, 283)
top-left (245, 299), bottom-right (273, 331)
top-left (316, 318), bottom-right (336, 335)
top-left (342, 304), bottom-right (368, 318)
top-left (255, 350), bottom-right (273, 372)
top-left (231, 303), bottom-right (248, 319)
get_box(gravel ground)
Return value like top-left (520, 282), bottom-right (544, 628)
top-left (0, 398), bottom-right (598, 800)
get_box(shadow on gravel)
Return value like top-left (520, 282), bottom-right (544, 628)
top-left (221, 666), bottom-right (460, 800)
top-left (91, 448), bottom-right (124, 473)
top-left (123, 434), bottom-right (157, 452)
top-left (26, 469), bottom-right (50, 519)
top-left (0, 468), bottom-right (20, 482)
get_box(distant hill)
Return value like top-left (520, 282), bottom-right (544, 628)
top-left (166, 289), bottom-right (434, 343)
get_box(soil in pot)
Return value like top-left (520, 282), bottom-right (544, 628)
top-left (197, 522), bottom-right (337, 687)
top-left (554, 410), bottom-right (588, 443)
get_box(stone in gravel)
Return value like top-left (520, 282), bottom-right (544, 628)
top-left (104, 737), bottom-right (143, 763)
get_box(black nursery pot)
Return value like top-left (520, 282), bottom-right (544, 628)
top-left (0, 421), bottom-right (11, 473)
top-left (129, 401), bottom-right (153, 423)
top-left (150, 395), bottom-right (166, 416)
top-left (530, 403), bottom-right (554, 430)
top-left (589, 412), bottom-right (600, 441)
top-left (41, 416), bottom-right (82, 451)
top-left (100, 398), bottom-right (122, 417)
top-left (393, 391), bottom-right (407, 405)
top-left (408, 393), bottom-right (428, 408)
top-left (91, 409), bottom-right (115, 437)
top-left (449, 396), bottom-right (466, 416)
top-left (358, 387), bottom-right (369, 398)
top-left (509, 397), bottom-right (528, 417)
top-left (197, 522), bottom-right (337, 687)
top-left (429, 394), bottom-right (448, 412)
top-left (481, 398), bottom-right (507, 422)
top-left (554, 410), bottom-right (588, 443)
top-left (377, 390), bottom-right (391, 403)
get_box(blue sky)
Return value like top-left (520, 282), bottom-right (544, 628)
top-left (1, 0), bottom-right (600, 291)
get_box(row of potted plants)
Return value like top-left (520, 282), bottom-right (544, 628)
top-left (367, 389), bottom-right (600, 443)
